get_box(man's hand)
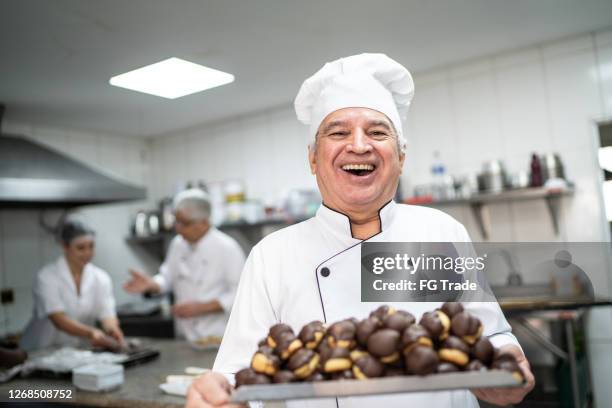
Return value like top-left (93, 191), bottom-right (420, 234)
top-left (471, 344), bottom-right (535, 406)
top-left (123, 269), bottom-right (157, 294)
top-left (186, 372), bottom-right (245, 408)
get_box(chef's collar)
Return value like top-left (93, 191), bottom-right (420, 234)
top-left (315, 200), bottom-right (397, 241)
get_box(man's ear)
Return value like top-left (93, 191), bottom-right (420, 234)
top-left (398, 151), bottom-right (406, 174)
top-left (308, 144), bottom-right (317, 175)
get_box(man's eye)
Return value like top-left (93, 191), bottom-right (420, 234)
top-left (329, 132), bottom-right (348, 137)
top-left (370, 131), bottom-right (389, 137)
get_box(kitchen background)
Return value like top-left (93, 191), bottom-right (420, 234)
top-left (2, 1), bottom-right (612, 406)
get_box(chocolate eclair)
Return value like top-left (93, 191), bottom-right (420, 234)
top-left (299, 321), bottom-right (325, 349)
top-left (367, 328), bottom-right (401, 364)
top-left (472, 337), bottom-right (494, 366)
top-left (404, 345), bottom-right (439, 375)
top-left (401, 324), bottom-right (433, 354)
top-left (370, 305), bottom-right (396, 321)
top-left (273, 370), bottom-right (297, 383)
top-left (321, 347), bottom-right (352, 373)
top-left (235, 368), bottom-right (265, 387)
top-left (287, 348), bottom-right (320, 379)
top-left (273, 330), bottom-right (303, 360)
top-left (491, 353), bottom-right (524, 383)
top-left (351, 352), bottom-right (384, 379)
top-left (251, 345), bottom-right (281, 376)
top-left (419, 310), bottom-right (451, 341)
top-left (450, 312), bottom-right (483, 345)
top-left (438, 336), bottom-right (470, 367)
top-left (356, 317), bottom-right (381, 347)
top-left (327, 320), bottom-right (357, 349)
top-left (382, 310), bottom-right (416, 332)
top-left (440, 302), bottom-right (464, 319)
top-left (267, 323), bottom-right (293, 348)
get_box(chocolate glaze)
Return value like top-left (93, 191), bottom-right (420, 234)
top-left (273, 370), bottom-right (297, 383)
top-left (440, 302), bottom-right (464, 319)
top-left (419, 310), bottom-right (450, 341)
top-left (404, 345), bottom-right (439, 375)
top-left (367, 329), bottom-right (400, 359)
top-left (450, 312), bottom-right (482, 344)
top-left (472, 337), bottom-right (494, 366)
top-left (382, 310), bottom-right (416, 332)
top-left (356, 317), bottom-right (381, 347)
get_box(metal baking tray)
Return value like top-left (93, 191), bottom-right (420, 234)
top-left (231, 370), bottom-right (522, 402)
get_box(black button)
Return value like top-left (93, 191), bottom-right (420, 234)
top-left (320, 267), bottom-right (330, 277)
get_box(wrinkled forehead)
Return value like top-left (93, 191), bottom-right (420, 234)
top-left (317, 107), bottom-right (394, 134)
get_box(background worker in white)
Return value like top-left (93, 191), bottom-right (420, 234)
top-left (20, 220), bottom-right (123, 351)
top-left (124, 189), bottom-right (245, 341)
top-left (187, 54), bottom-right (535, 407)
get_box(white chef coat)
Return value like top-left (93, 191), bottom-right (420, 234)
top-left (213, 201), bottom-right (521, 408)
top-left (20, 256), bottom-right (117, 351)
top-left (153, 227), bottom-right (245, 341)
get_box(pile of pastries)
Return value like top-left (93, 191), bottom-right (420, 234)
top-left (235, 303), bottom-right (523, 387)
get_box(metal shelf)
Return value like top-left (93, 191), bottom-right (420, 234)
top-left (125, 217), bottom-right (304, 260)
top-left (417, 186), bottom-right (574, 240)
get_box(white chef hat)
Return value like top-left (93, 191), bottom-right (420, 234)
top-left (294, 53), bottom-right (414, 152)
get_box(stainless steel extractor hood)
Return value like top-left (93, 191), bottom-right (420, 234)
top-left (0, 134), bottom-right (147, 207)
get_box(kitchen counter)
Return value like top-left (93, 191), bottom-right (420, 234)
top-left (0, 339), bottom-right (216, 408)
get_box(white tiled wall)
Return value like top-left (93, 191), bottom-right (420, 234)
top-left (149, 30), bottom-right (612, 245)
top-left (0, 123), bottom-right (157, 336)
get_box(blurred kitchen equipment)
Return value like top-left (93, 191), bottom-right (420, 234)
top-left (133, 210), bottom-right (149, 237)
top-left (510, 171), bottom-right (530, 189)
top-left (147, 212), bottom-right (160, 235)
top-left (159, 197), bottom-right (174, 231)
top-left (529, 153), bottom-right (543, 187)
top-left (500, 249), bottom-right (523, 286)
top-left (72, 363), bottom-right (124, 392)
top-left (282, 189), bottom-right (321, 219)
top-left (540, 153), bottom-right (565, 182)
top-left (225, 180), bottom-right (246, 203)
top-left (477, 160), bottom-right (509, 193)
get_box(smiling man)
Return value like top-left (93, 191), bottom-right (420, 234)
top-left (186, 54), bottom-right (534, 408)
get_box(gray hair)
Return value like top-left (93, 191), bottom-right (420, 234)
top-left (173, 189), bottom-right (211, 221)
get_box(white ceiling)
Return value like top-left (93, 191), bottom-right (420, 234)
top-left (2, 0), bottom-right (612, 138)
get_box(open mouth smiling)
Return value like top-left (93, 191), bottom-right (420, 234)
top-left (341, 163), bottom-right (376, 177)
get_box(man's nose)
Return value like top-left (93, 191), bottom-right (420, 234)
top-left (346, 129), bottom-right (372, 154)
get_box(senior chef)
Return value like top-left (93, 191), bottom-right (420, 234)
top-left (187, 53), bottom-right (535, 408)
top-left (124, 189), bottom-right (245, 341)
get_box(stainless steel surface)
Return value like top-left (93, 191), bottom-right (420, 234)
top-left (0, 134), bottom-right (146, 206)
top-left (231, 371), bottom-right (522, 402)
top-left (0, 338), bottom-right (213, 408)
top-left (540, 153), bottom-right (565, 181)
top-left (477, 160), bottom-right (509, 193)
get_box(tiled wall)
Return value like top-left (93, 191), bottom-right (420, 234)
top-left (150, 31), bottom-right (612, 242)
top-left (0, 122), bottom-right (157, 337)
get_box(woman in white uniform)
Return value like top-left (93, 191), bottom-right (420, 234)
top-left (20, 220), bottom-right (124, 351)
